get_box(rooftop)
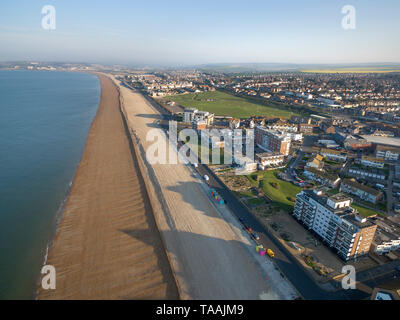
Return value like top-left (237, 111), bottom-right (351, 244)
top-left (255, 151), bottom-right (284, 158)
top-left (342, 178), bottom-right (381, 196)
top-left (301, 190), bottom-right (374, 229)
top-left (361, 135), bottom-right (400, 148)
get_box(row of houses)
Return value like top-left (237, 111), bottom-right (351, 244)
top-left (340, 178), bottom-right (382, 204)
top-left (304, 168), bottom-right (382, 204)
top-left (348, 167), bottom-right (386, 181)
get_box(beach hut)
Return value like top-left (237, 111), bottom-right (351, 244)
top-left (256, 245), bottom-right (264, 253)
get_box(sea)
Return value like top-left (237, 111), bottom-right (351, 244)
top-left (0, 70), bottom-right (100, 299)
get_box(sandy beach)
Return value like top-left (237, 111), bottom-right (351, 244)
top-left (112, 76), bottom-right (297, 300)
top-left (37, 74), bottom-right (178, 299)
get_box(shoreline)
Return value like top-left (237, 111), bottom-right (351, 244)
top-left (34, 72), bottom-right (102, 299)
top-left (37, 73), bottom-right (179, 299)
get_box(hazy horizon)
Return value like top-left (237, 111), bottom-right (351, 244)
top-left (1, 0), bottom-right (400, 65)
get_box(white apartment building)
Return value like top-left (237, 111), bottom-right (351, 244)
top-left (293, 190), bottom-right (377, 261)
top-left (255, 152), bottom-right (284, 169)
top-left (183, 108), bottom-right (198, 123)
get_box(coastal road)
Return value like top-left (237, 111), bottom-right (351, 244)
top-left (117, 79), bottom-right (375, 300)
top-left (113, 77), bottom-right (297, 300)
top-left (194, 164), bottom-right (372, 300)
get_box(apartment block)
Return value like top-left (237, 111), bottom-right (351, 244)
top-left (293, 190), bottom-right (377, 261)
top-left (183, 108), bottom-right (214, 125)
top-left (255, 126), bottom-right (291, 156)
top-left (183, 108), bottom-right (198, 123)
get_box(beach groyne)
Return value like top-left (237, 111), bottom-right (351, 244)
top-left (37, 74), bottom-right (178, 299)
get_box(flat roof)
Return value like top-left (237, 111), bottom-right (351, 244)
top-left (361, 135), bottom-right (400, 148)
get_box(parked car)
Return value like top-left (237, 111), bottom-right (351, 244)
top-left (244, 225), bottom-right (252, 232)
top-left (251, 233), bottom-right (260, 240)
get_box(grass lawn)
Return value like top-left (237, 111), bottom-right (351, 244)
top-left (248, 170), bottom-right (301, 212)
top-left (248, 198), bottom-right (265, 206)
top-left (168, 90), bottom-right (299, 119)
top-left (351, 204), bottom-right (383, 217)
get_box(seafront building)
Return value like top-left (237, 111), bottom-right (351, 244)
top-left (183, 108), bottom-right (198, 123)
top-left (255, 126), bottom-right (291, 156)
top-left (293, 190), bottom-right (377, 261)
top-left (255, 152), bottom-right (285, 169)
top-left (183, 108), bottom-right (214, 126)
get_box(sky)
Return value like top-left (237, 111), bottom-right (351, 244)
top-left (0, 0), bottom-right (399, 66)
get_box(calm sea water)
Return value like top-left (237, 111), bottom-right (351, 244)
top-left (0, 70), bottom-right (100, 299)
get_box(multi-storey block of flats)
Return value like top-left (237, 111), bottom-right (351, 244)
top-left (293, 189), bottom-right (377, 261)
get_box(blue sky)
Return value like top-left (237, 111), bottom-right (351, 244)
top-left (0, 0), bottom-right (399, 65)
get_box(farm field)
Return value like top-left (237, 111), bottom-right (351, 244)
top-left (167, 90), bottom-right (299, 119)
top-left (302, 67), bottom-right (400, 74)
